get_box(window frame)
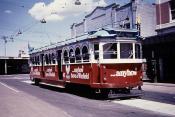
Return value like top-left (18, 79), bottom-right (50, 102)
top-left (75, 47), bottom-right (81, 63)
top-left (169, 1), bottom-right (175, 21)
top-left (102, 43), bottom-right (118, 59)
top-left (82, 45), bottom-right (89, 62)
top-left (120, 43), bottom-right (133, 59)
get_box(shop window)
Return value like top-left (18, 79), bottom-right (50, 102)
top-left (82, 46), bottom-right (89, 62)
top-left (120, 43), bottom-right (133, 59)
top-left (94, 44), bottom-right (99, 60)
top-left (135, 44), bottom-right (141, 58)
top-left (103, 43), bottom-right (117, 59)
top-left (170, 1), bottom-right (175, 20)
top-left (75, 47), bottom-right (81, 63)
top-left (69, 49), bottom-right (75, 63)
top-left (125, 23), bottom-right (130, 29)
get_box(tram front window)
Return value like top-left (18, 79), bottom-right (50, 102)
top-left (103, 43), bottom-right (117, 59)
top-left (120, 43), bottom-right (133, 59)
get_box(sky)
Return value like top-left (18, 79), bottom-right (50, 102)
top-left (0, 0), bottom-right (155, 57)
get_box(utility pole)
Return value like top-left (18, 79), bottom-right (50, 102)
top-left (2, 36), bottom-right (8, 74)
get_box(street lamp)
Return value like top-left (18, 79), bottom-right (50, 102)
top-left (2, 36), bottom-right (7, 56)
top-left (75, 0), bottom-right (81, 5)
top-left (40, 18), bottom-right (46, 23)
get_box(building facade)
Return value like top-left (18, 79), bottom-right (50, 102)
top-left (70, 0), bottom-right (156, 38)
top-left (143, 0), bottom-right (175, 83)
top-left (0, 56), bottom-right (29, 75)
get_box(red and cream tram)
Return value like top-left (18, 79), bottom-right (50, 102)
top-left (29, 28), bottom-right (143, 98)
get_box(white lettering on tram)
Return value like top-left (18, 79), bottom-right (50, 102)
top-left (65, 65), bottom-right (70, 79)
top-left (72, 66), bottom-right (84, 73)
top-left (33, 69), bottom-right (40, 76)
top-left (45, 68), bottom-right (55, 77)
top-left (111, 69), bottom-right (137, 77)
top-left (71, 66), bottom-right (89, 79)
top-left (71, 73), bottom-right (89, 79)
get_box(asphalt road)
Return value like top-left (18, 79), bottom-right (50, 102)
top-left (0, 74), bottom-right (175, 117)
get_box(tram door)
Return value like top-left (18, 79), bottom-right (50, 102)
top-left (40, 54), bottom-right (44, 77)
top-left (57, 50), bottom-right (63, 80)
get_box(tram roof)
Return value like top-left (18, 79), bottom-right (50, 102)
top-left (29, 28), bottom-right (139, 54)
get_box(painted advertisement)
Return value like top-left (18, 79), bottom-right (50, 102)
top-left (63, 65), bottom-right (90, 80)
top-left (45, 68), bottom-right (55, 77)
top-left (110, 69), bottom-right (137, 77)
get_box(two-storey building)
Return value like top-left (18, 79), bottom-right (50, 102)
top-left (71, 0), bottom-right (156, 38)
top-left (143, 0), bottom-right (175, 83)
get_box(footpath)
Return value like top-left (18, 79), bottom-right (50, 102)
top-left (144, 82), bottom-right (175, 87)
top-left (143, 82), bottom-right (175, 95)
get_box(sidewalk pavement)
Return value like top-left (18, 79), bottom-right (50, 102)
top-left (143, 82), bottom-right (175, 87)
top-left (142, 82), bottom-right (175, 94)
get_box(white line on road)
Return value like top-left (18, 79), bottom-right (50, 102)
top-left (0, 82), bottom-right (20, 93)
top-left (0, 77), bottom-right (28, 80)
top-left (21, 80), bottom-right (33, 84)
top-left (113, 99), bottom-right (175, 116)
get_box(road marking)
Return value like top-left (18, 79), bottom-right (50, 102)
top-left (22, 80), bottom-right (65, 88)
top-left (113, 99), bottom-right (175, 116)
top-left (0, 77), bottom-right (27, 80)
top-left (0, 82), bottom-right (20, 93)
top-left (21, 80), bottom-right (33, 84)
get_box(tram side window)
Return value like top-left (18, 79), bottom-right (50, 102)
top-left (94, 44), bottom-right (99, 60)
top-left (45, 54), bottom-right (49, 64)
top-left (52, 53), bottom-right (56, 64)
top-left (75, 47), bottom-right (81, 63)
top-left (37, 56), bottom-right (40, 65)
top-left (103, 43), bottom-right (117, 59)
top-left (34, 56), bottom-right (37, 65)
top-left (69, 49), bottom-right (75, 63)
top-left (48, 54), bottom-right (52, 64)
top-left (82, 46), bottom-right (89, 62)
top-left (63, 50), bottom-right (69, 63)
top-left (120, 43), bottom-right (133, 58)
top-left (135, 44), bottom-right (141, 58)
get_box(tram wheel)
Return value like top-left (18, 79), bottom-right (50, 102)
top-left (34, 78), bottom-right (40, 86)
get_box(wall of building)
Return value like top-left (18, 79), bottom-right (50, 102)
top-left (70, 1), bottom-right (156, 38)
top-left (86, 7), bottom-right (113, 32)
top-left (137, 3), bottom-right (157, 37)
top-left (155, 0), bottom-right (175, 34)
top-left (156, 2), bottom-right (170, 25)
top-left (114, 4), bottom-right (134, 29)
top-left (0, 58), bottom-right (29, 75)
